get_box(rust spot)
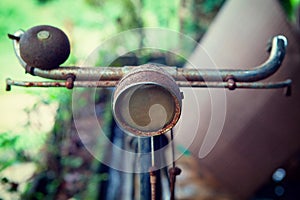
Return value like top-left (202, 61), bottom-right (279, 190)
top-left (27, 82), bottom-right (34, 87)
top-left (65, 74), bottom-right (76, 89)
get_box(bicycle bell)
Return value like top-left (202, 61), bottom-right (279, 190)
top-left (19, 25), bottom-right (70, 70)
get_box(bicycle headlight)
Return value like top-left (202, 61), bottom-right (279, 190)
top-left (112, 64), bottom-right (183, 137)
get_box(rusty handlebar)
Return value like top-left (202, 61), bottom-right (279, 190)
top-left (6, 30), bottom-right (291, 93)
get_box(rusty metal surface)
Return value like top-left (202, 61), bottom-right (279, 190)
top-left (112, 64), bottom-right (182, 137)
top-left (176, 36), bottom-right (287, 82)
top-left (10, 32), bottom-right (287, 83)
top-left (19, 25), bottom-right (70, 69)
top-left (177, 79), bottom-right (292, 88)
top-left (5, 78), bottom-right (118, 90)
top-left (6, 77), bottom-right (291, 91)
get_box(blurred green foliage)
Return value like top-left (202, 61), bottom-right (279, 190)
top-left (280, 0), bottom-right (300, 21)
top-left (0, 1), bottom-right (33, 40)
top-left (0, 133), bottom-right (22, 171)
top-left (0, 0), bottom-right (226, 198)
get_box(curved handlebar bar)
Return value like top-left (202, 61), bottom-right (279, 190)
top-left (10, 31), bottom-right (287, 83)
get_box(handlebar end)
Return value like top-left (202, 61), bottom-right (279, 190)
top-left (276, 35), bottom-right (288, 48)
top-left (6, 78), bottom-right (12, 91)
top-left (267, 35), bottom-right (288, 53)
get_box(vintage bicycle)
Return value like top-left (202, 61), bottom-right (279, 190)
top-left (6, 25), bottom-right (291, 200)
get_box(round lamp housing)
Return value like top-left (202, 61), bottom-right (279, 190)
top-left (112, 64), bottom-right (183, 137)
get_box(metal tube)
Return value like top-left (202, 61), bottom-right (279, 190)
top-left (6, 78), bottom-right (291, 90)
top-left (34, 66), bottom-right (126, 81)
top-left (177, 79), bottom-right (292, 89)
top-left (175, 35), bottom-right (287, 82)
top-left (5, 78), bottom-right (118, 90)
top-left (11, 32), bottom-right (287, 83)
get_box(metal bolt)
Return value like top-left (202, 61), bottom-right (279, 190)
top-left (169, 166), bottom-right (182, 176)
top-left (225, 75), bottom-right (237, 90)
top-left (25, 65), bottom-right (34, 75)
top-left (227, 78), bottom-right (237, 90)
top-left (37, 30), bottom-right (50, 40)
top-left (65, 74), bottom-right (76, 89)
